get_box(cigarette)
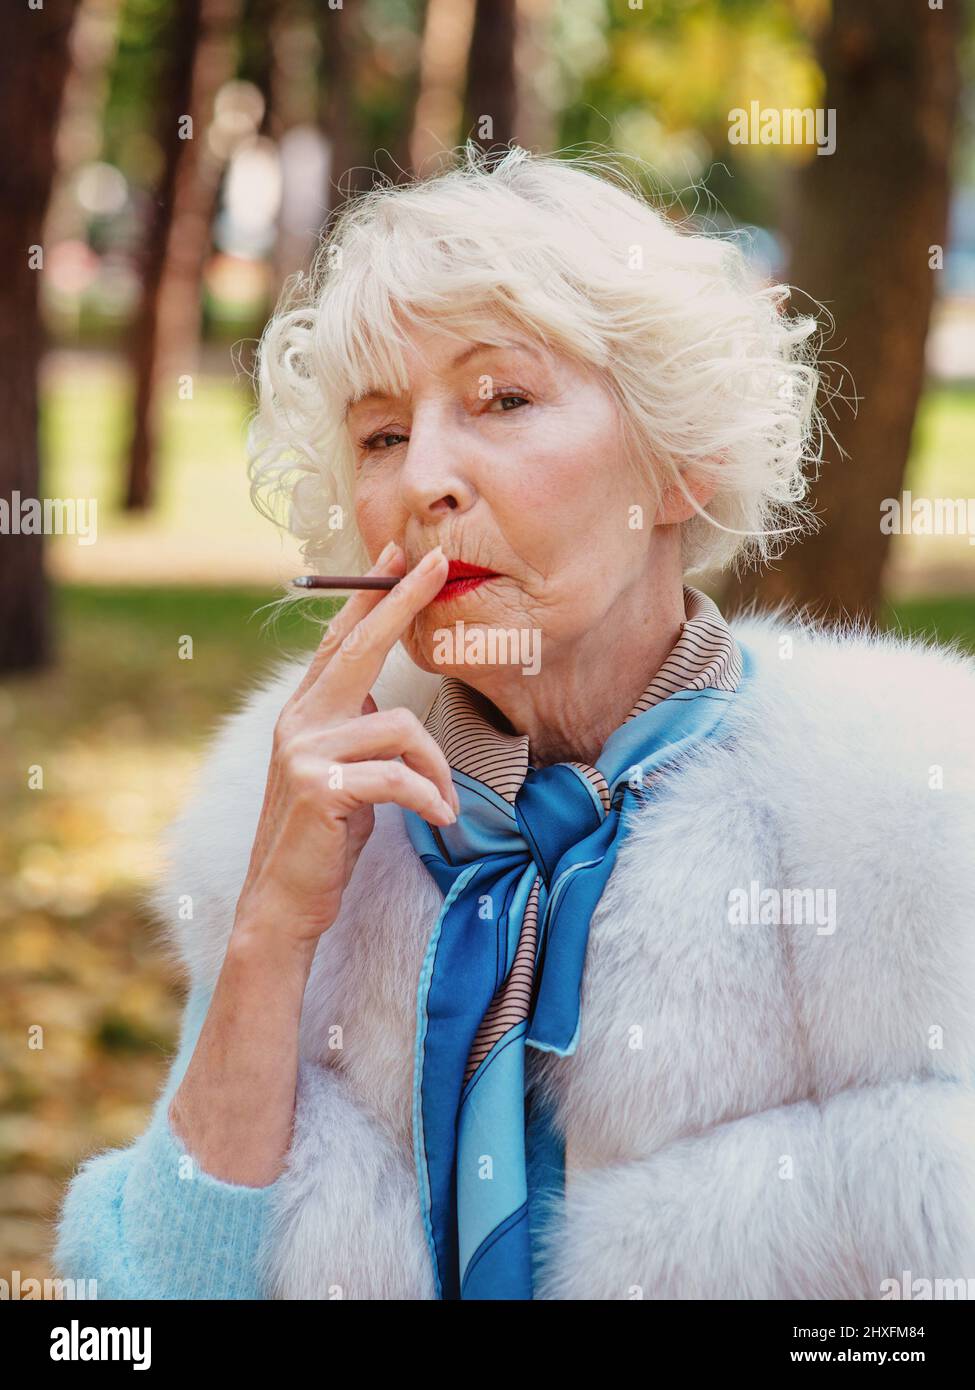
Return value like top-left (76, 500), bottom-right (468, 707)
top-left (290, 574), bottom-right (401, 591)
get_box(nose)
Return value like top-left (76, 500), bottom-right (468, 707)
top-left (398, 404), bottom-right (478, 522)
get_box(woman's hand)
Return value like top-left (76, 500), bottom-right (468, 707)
top-left (166, 542), bottom-right (456, 1187)
top-left (232, 541), bottom-right (457, 955)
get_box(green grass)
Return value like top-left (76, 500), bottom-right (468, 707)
top-left (38, 360), bottom-right (293, 583)
top-left (41, 363), bottom-right (255, 525)
top-left (16, 584), bottom-right (341, 745)
top-left (879, 594), bottom-right (975, 654)
top-left (904, 381), bottom-right (975, 499)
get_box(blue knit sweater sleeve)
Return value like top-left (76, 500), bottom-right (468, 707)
top-left (53, 982), bottom-right (283, 1300)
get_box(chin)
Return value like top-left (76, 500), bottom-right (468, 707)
top-left (403, 625), bottom-right (450, 676)
top-left (407, 611), bottom-right (544, 683)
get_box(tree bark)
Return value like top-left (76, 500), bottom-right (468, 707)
top-left (0, 0), bottom-right (81, 673)
top-left (42, 0), bottom-right (124, 253)
top-left (239, 0), bottom-right (278, 139)
top-left (463, 0), bottom-right (518, 153)
top-left (125, 0), bottom-right (243, 511)
top-left (409, 0), bottom-right (476, 176)
top-left (728, 0), bottom-right (962, 624)
top-left (123, 0), bottom-right (203, 511)
top-left (512, 0), bottom-right (556, 155)
top-left (318, 0), bottom-right (373, 217)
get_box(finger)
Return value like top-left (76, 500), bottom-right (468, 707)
top-left (292, 542), bottom-right (406, 702)
top-left (305, 546), bottom-right (449, 721)
top-left (290, 543), bottom-right (408, 703)
top-left (302, 708), bottom-right (457, 811)
top-left (327, 759), bottom-right (456, 826)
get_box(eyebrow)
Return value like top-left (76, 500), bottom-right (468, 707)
top-left (344, 340), bottom-right (538, 416)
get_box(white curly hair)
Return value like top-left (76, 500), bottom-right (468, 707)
top-left (246, 142), bottom-right (827, 586)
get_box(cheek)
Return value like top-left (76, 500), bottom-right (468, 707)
top-left (498, 408), bottom-right (629, 567)
top-left (353, 484), bottom-right (396, 560)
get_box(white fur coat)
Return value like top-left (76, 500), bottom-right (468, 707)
top-left (147, 610), bottom-right (975, 1300)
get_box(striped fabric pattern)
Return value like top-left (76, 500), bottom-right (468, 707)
top-left (463, 878), bottom-right (541, 1085)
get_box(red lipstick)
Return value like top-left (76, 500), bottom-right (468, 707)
top-left (432, 559), bottom-right (500, 603)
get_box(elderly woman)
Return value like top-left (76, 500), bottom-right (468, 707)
top-left (54, 146), bottom-right (975, 1301)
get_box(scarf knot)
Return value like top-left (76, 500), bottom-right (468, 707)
top-left (514, 763), bottom-right (607, 887)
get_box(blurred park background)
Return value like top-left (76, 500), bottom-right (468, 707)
top-left (2, 0), bottom-right (974, 1287)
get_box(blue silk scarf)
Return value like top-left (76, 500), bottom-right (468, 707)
top-left (403, 588), bottom-right (749, 1299)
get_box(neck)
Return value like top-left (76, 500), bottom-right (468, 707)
top-left (461, 578), bottom-right (688, 768)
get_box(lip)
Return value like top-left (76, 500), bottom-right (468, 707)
top-left (430, 559), bottom-right (501, 603)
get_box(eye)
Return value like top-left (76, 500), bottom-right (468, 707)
top-left (487, 390), bottom-right (531, 412)
top-left (360, 430), bottom-right (408, 452)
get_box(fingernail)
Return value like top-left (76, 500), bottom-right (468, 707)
top-left (449, 785), bottom-right (460, 814)
top-left (418, 545), bottom-right (444, 573)
top-left (376, 540), bottom-right (397, 566)
top-left (439, 798), bottom-right (456, 824)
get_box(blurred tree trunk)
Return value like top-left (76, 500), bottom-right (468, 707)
top-left (125, 0), bottom-right (241, 512)
top-left (123, 0), bottom-right (202, 510)
top-left (513, 0), bottom-right (556, 154)
top-left (317, 1), bottom-right (373, 217)
top-left (0, 1), bottom-right (81, 673)
top-left (463, 0), bottom-right (517, 152)
top-left (153, 0), bottom-right (242, 380)
top-left (409, 0), bottom-right (476, 175)
top-left (249, 1), bottom-right (324, 314)
top-left (388, 1), bottom-right (425, 180)
top-left (728, 0), bottom-right (962, 624)
top-left (43, 0), bottom-right (123, 254)
top-left (239, 0), bottom-right (278, 138)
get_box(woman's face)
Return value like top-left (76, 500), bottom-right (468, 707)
top-left (346, 318), bottom-right (662, 677)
